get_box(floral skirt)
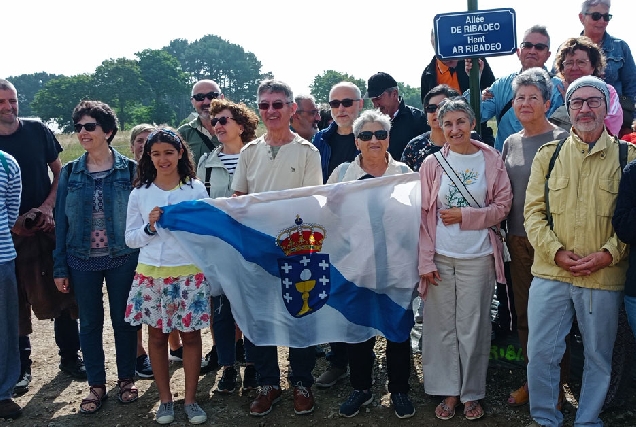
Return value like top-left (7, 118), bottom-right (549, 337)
top-left (125, 272), bottom-right (211, 333)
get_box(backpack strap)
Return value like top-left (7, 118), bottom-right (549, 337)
top-left (497, 98), bottom-right (514, 124)
top-left (544, 138), bottom-right (568, 230)
top-left (618, 138), bottom-right (628, 171)
top-left (0, 151), bottom-right (10, 177)
top-left (205, 167), bottom-right (213, 196)
top-left (337, 162), bottom-right (351, 182)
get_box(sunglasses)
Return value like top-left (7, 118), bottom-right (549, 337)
top-left (191, 91), bottom-right (220, 101)
top-left (424, 104), bottom-right (440, 113)
top-left (257, 100), bottom-right (291, 110)
top-left (357, 130), bottom-right (388, 141)
top-left (585, 12), bottom-right (612, 21)
top-left (328, 98), bottom-right (359, 108)
top-left (74, 122), bottom-right (100, 133)
top-left (211, 116), bottom-right (236, 126)
top-left (520, 41), bottom-right (549, 51)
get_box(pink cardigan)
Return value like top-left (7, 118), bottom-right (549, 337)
top-left (418, 140), bottom-right (512, 296)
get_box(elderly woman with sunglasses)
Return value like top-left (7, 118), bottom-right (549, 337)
top-left (325, 110), bottom-right (415, 420)
top-left (53, 100), bottom-right (139, 414)
top-left (578, 0), bottom-right (636, 131)
top-left (196, 99), bottom-right (259, 395)
top-left (418, 98), bottom-right (512, 421)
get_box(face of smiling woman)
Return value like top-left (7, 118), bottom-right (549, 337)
top-left (440, 110), bottom-right (476, 153)
top-left (356, 121), bottom-right (389, 160)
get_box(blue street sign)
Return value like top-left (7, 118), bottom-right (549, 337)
top-left (434, 8), bottom-right (517, 59)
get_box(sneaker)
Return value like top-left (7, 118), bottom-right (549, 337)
top-left (200, 346), bottom-right (218, 375)
top-left (155, 401), bottom-right (174, 424)
top-left (391, 393), bottom-right (415, 419)
top-left (12, 368), bottom-right (31, 397)
top-left (293, 384), bottom-right (315, 415)
top-left (135, 354), bottom-right (154, 379)
top-left (242, 365), bottom-right (257, 393)
top-left (0, 399), bottom-right (22, 420)
top-left (249, 385), bottom-right (282, 416)
top-left (184, 402), bottom-right (207, 424)
top-left (339, 389), bottom-right (373, 417)
top-left (315, 366), bottom-right (347, 388)
top-left (236, 339), bottom-right (246, 363)
top-left (59, 357), bottom-right (87, 379)
top-left (168, 346), bottom-right (183, 362)
top-left (215, 366), bottom-right (237, 394)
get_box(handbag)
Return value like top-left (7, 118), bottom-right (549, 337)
top-left (433, 151), bottom-right (511, 262)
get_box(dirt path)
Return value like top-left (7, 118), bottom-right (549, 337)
top-left (6, 294), bottom-right (636, 426)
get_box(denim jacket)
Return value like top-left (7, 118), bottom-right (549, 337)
top-left (599, 31), bottom-right (636, 104)
top-left (53, 148), bottom-right (138, 278)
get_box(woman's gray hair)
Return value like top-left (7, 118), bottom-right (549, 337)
top-left (581, 0), bottom-right (611, 14)
top-left (437, 98), bottom-right (476, 125)
top-left (512, 67), bottom-right (553, 102)
top-left (352, 109), bottom-right (392, 137)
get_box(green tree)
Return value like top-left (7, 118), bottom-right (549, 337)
top-left (8, 72), bottom-right (61, 117)
top-left (31, 74), bottom-right (95, 132)
top-left (93, 58), bottom-right (150, 129)
top-left (309, 70), bottom-right (366, 104)
top-left (398, 82), bottom-right (423, 108)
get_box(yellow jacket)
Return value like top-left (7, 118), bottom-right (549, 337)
top-left (524, 130), bottom-right (636, 291)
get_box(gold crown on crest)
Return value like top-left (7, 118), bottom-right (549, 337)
top-left (276, 215), bottom-right (326, 257)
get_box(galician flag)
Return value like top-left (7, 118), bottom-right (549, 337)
top-left (157, 173), bottom-right (421, 347)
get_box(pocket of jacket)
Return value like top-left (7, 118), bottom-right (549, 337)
top-left (547, 176), bottom-right (569, 214)
top-left (596, 178), bottom-right (619, 216)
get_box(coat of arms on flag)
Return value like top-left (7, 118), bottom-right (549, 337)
top-left (276, 215), bottom-right (330, 318)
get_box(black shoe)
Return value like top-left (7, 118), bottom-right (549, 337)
top-left (12, 368), bottom-right (31, 397)
top-left (391, 393), bottom-right (415, 419)
top-left (200, 345), bottom-right (218, 375)
top-left (235, 339), bottom-right (245, 363)
top-left (0, 399), bottom-right (22, 420)
top-left (242, 365), bottom-right (257, 393)
top-left (215, 366), bottom-right (237, 394)
top-left (59, 357), bottom-right (87, 379)
top-left (135, 354), bottom-right (154, 379)
top-left (168, 346), bottom-right (183, 362)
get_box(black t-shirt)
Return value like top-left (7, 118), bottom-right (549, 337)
top-left (327, 132), bottom-right (357, 178)
top-left (0, 119), bottom-right (62, 214)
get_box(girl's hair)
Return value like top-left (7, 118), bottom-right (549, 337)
top-left (134, 127), bottom-right (197, 189)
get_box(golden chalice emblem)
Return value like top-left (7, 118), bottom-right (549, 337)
top-left (295, 269), bottom-right (316, 316)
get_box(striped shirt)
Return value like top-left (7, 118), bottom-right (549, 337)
top-left (217, 152), bottom-right (240, 175)
top-left (0, 150), bottom-right (22, 262)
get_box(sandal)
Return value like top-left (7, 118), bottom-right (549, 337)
top-left (507, 383), bottom-right (529, 406)
top-left (435, 396), bottom-right (459, 420)
top-left (117, 378), bottom-right (138, 404)
top-left (464, 400), bottom-right (484, 421)
top-left (80, 385), bottom-right (107, 414)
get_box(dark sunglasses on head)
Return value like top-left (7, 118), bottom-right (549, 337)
top-left (191, 91), bottom-right (220, 101)
top-left (328, 98), bottom-right (359, 108)
top-left (424, 104), bottom-right (440, 113)
top-left (74, 122), bottom-right (100, 133)
top-left (257, 100), bottom-right (290, 110)
top-left (211, 116), bottom-right (236, 126)
top-left (585, 12), bottom-right (612, 21)
top-left (357, 130), bottom-right (388, 141)
top-left (520, 41), bottom-right (549, 51)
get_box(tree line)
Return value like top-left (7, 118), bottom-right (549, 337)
top-left (9, 35), bottom-right (422, 133)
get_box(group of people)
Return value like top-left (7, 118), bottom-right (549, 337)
top-left (1, 0), bottom-right (636, 425)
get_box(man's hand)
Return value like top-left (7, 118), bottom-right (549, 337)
top-left (569, 251), bottom-right (613, 276)
top-left (55, 277), bottom-right (70, 293)
top-left (555, 249), bottom-right (582, 271)
top-left (36, 204), bottom-right (55, 232)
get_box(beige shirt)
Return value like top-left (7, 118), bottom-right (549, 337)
top-left (232, 134), bottom-right (322, 194)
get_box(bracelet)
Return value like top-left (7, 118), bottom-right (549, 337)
top-left (144, 223), bottom-right (157, 236)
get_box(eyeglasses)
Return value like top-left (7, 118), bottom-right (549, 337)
top-left (191, 91), bottom-right (220, 101)
top-left (563, 59), bottom-right (591, 69)
top-left (357, 130), bottom-right (388, 141)
top-left (328, 98), bottom-right (359, 108)
top-left (424, 104), bottom-right (440, 113)
top-left (74, 122), bottom-right (100, 133)
top-left (211, 116), bottom-right (236, 126)
top-left (257, 101), bottom-right (291, 110)
top-left (585, 12), bottom-right (612, 21)
top-left (297, 109), bottom-right (319, 115)
top-left (568, 96), bottom-right (604, 110)
top-left (520, 41), bottom-right (549, 51)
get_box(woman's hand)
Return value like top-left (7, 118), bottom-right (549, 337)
top-left (439, 207), bottom-right (463, 225)
top-left (55, 277), bottom-right (70, 293)
top-left (148, 206), bottom-right (163, 232)
top-left (419, 271), bottom-right (441, 300)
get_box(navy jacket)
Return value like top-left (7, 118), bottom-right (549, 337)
top-left (612, 158), bottom-right (636, 296)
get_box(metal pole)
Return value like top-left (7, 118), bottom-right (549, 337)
top-left (467, 0), bottom-right (481, 127)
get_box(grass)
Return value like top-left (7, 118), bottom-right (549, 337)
top-left (57, 131), bottom-right (133, 164)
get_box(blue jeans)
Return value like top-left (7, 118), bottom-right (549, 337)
top-left (70, 254), bottom-right (139, 386)
top-left (0, 261), bottom-right (20, 400)
top-left (624, 295), bottom-right (636, 337)
top-left (212, 295), bottom-right (252, 366)
top-left (245, 339), bottom-right (315, 387)
top-left (527, 277), bottom-right (620, 427)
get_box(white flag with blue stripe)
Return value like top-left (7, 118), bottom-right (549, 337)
top-left (157, 173), bottom-right (421, 347)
